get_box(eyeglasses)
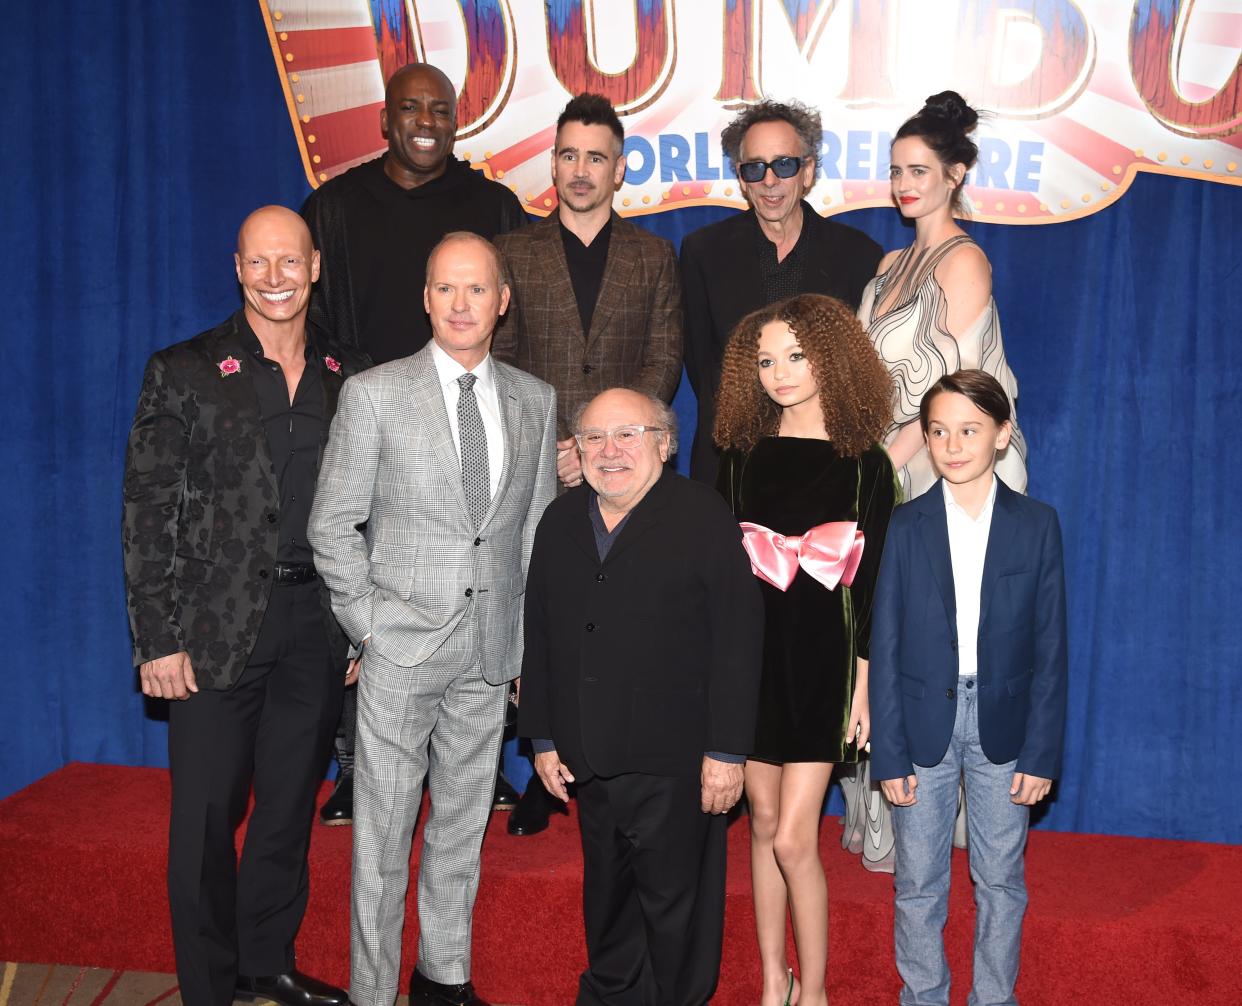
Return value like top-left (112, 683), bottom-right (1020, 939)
top-left (574, 425), bottom-right (667, 451)
top-left (737, 155), bottom-right (807, 183)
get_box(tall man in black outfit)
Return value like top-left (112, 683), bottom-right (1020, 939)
top-left (679, 100), bottom-right (883, 484)
top-left (301, 62), bottom-right (527, 823)
top-left (122, 206), bottom-right (368, 1006)
top-left (519, 389), bottom-right (764, 1005)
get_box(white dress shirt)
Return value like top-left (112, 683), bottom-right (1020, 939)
top-left (429, 340), bottom-right (504, 498)
top-left (943, 476), bottom-right (997, 677)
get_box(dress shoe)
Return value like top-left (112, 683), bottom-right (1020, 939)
top-left (319, 769), bottom-right (353, 826)
top-left (408, 968), bottom-right (491, 1006)
top-left (507, 777), bottom-right (566, 837)
top-left (492, 771), bottom-right (518, 812)
top-left (235, 969), bottom-right (348, 1006)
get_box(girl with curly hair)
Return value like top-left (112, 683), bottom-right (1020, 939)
top-left (715, 293), bottom-right (898, 1006)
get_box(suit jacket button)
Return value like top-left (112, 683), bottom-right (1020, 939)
top-left (259, 569), bottom-right (270, 579)
top-left (265, 512), bottom-right (277, 524)
top-left (465, 588), bottom-right (474, 598)
top-left (585, 622), bottom-right (595, 632)
top-left (945, 688), bottom-right (955, 699)
top-left (595, 573), bottom-right (606, 582)
top-left (474, 537), bottom-right (482, 546)
top-left (582, 364), bottom-right (594, 374)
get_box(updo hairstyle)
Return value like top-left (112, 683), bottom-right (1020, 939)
top-left (894, 90), bottom-right (981, 215)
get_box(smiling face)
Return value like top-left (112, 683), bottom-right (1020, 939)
top-left (924, 390), bottom-right (1011, 494)
top-left (737, 120), bottom-right (815, 231)
top-left (577, 389), bottom-right (669, 516)
top-left (381, 64), bottom-right (456, 188)
top-left (552, 120), bottom-right (625, 217)
top-left (424, 236), bottom-right (510, 369)
top-left (756, 320), bottom-right (819, 411)
top-left (234, 207), bottom-right (319, 332)
top-left (889, 135), bottom-right (963, 221)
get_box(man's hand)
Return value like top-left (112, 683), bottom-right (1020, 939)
top-left (140, 651), bottom-right (198, 700)
top-left (534, 749), bottom-right (575, 803)
top-left (556, 437), bottom-right (583, 487)
top-left (345, 637), bottom-right (367, 686)
top-left (881, 774), bottom-right (918, 806)
top-left (700, 756), bottom-right (744, 815)
top-left (1010, 772), bottom-right (1052, 805)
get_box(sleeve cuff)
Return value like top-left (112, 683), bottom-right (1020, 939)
top-left (705, 750), bottom-right (745, 764)
top-left (531, 738), bottom-right (556, 754)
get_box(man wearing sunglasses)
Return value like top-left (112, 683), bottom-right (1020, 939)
top-left (518, 387), bottom-right (763, 1004)
top-left (680, 99), bottom-right (883, 485)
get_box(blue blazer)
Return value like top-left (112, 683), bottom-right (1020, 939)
top-left (869, 478), bottom-right (1067, 782)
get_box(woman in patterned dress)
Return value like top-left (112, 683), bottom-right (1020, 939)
top-left (840, 90), bottom-right (1029, 872)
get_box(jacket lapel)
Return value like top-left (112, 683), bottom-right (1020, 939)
top-left (205, 316), bottom-right (278, 501)
top-left (307, 327), bottom-right (345, 463)
top-left (405, 347), bottom-right (472, 517)
top-left (584, 214), bottom-right (638, 351)
top-left (916, 482), bottom-right (957, 632)
top-left (535, 216), bottom-right (585, 344)
top-left (979, 478), bottom-right (1018, 630)
top-left (602, 470), bottom-right (674, 563)
top-left (481, 362), bottom-right (522, 530)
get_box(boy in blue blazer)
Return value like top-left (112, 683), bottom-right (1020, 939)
top-left (870, 369), bottom-right (1067, 1006)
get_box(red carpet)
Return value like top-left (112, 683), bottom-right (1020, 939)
top-left (0, 763), bottom-right (1235, 1004)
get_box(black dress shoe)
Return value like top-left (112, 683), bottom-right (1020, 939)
top-left (235, 969), bottom-right (349, 1006)
top-left (492, 771), bottom-right (518, 812)
top-left (319, 770), bottom-right (353, 826)
top-left (408, 968), bottom-right (491, 1006)
top-left (507, 776), bottom-right (566, 837)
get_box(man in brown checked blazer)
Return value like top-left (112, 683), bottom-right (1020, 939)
top-left (122, 207), bottom-right (367, 1006)
top-left (492, 92), bottom-right (683, 836)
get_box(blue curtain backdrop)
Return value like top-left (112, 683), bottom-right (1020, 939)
top-left (2, 4), bottom-right (1239, 843)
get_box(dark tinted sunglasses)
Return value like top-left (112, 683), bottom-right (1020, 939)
top-left (737, 155), bottom-right (807, 183)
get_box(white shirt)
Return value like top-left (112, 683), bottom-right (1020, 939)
top-left (429, 340), bottom-right (504, 498)
top-left (943, 476), bottom-right (997, 678)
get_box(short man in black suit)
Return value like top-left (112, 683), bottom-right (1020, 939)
top-left (122, 206), bottom-right (368, 1006)
top-left (518, 388), bottom-right (764, 1005)
top-left (680, 100), bottom-right (883, 483)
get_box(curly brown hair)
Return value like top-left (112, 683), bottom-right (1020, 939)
top-left (713, 294), bottom-right (893, 457)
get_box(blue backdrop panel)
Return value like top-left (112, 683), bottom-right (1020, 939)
top-left (2, 3), bottom-right (1239, 843)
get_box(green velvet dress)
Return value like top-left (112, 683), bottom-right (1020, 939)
top-left (718, 437), bottom-right (897, 764)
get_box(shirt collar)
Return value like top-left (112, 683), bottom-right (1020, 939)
top-left (942, 475), bottom-right (998, 524)
top-left (429, 338), bottom-right (494, 394)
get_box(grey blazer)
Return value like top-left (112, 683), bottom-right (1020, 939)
top-left (308, 343), bottom-right (557, 683)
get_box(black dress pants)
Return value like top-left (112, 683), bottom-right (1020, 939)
top-left (167, 580), bottom-right (342, 1006)
top-left (575, 771), bottom-right (727, 1006)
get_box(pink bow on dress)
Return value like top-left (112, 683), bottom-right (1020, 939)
top-left (739, 521), bottom-right (864, 592)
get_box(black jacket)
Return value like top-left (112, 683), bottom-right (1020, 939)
top-left (121, 311), bottom-right (370, 689)
top-left (518, 471), bottom-right (764, 780)
top-left (679, 203), bottom-right (883, 483)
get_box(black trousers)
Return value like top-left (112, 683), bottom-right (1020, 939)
top-left (575, 771), bottom-right (727, 1006)
top-left (167, 580), bottom-right (343, 1006)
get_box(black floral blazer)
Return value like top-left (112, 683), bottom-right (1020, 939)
top-left (122, 311), bottom-right (370, 690)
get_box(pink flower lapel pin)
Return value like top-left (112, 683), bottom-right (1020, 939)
top-left (218, 356), bottom-right (241, 377)
top-left (324, 355), bottom-right (342, 374)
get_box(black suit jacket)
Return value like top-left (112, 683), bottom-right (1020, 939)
top-left (518, 471), bottom-right (764, 780)
top-left (679, 203), bottom-right (882, 483)
top-left (122, 311), bottom-right (370, 690)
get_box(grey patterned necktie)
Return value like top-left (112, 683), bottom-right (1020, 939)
top-left (457, 372), bottom-right (490, 529)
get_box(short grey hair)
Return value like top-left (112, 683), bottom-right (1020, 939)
top-left (720, 99), bottom-right (823, 174)
top-left (425, 230), bottom-right (509, 288)
top-left (572, 389), bottom-right (679, 457)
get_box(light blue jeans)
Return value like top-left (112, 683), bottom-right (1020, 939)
top-left (891, 677), bottom-right (1029, 1006)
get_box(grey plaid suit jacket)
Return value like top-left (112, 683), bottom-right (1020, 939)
top-left (493, 212), bottom-right (682, 437)
top-left (307, 344), bottom-right (557, 683)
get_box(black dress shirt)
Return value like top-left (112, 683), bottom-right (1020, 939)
top-left (560, 217), bottom-right (613, 336)
top-left (756, 212), bottom-right (808, 303)
top-left (240, 322), bottom-right (323, 563)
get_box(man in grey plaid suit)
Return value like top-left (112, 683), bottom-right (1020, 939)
top-left (308, 232), bottom-right (557, 1006)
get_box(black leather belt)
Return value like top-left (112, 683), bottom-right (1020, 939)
top-left (272, 562), bottom-right (318, 585)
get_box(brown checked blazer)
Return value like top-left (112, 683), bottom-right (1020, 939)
top-left (493, 212), bottom-right (682, 437)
